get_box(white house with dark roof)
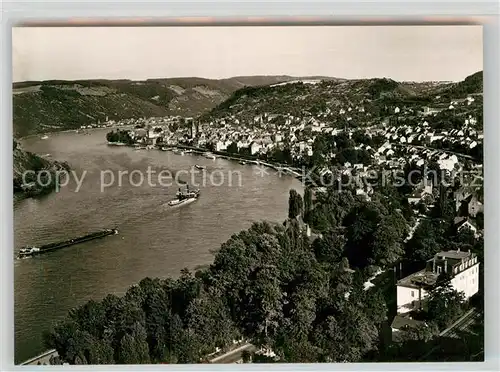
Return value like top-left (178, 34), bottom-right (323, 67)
top-left (396, 250), bottom-right (479, 314)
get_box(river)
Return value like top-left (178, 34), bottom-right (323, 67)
top-left (14, 128), bottom-right (303, 363)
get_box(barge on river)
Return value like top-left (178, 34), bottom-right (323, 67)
top-left (17, 228), bottom-right (118, 259)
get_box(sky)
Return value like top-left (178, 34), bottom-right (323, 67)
top-left (12, 25), bottom-right (483, 83)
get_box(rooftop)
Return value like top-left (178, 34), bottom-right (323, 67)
top-left (397, 269), bottom-right (438, 288)
top-left (398, 250), bottom-right (476, 288)
top-left (434, 250), bottom-right (473, 261)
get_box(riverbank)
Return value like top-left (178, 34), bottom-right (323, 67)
top-left (114, 141), bottom-right (309, 182)
top-left (13, 141), bottom-right (71, 199)
top-left (17, 124), bottom-right (133, 141)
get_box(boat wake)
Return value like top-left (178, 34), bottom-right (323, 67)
top-left (163, 197), bottom-right (197, 209)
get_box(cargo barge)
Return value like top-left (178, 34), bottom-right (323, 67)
top-left (17, 228), bottom-right (118, 259)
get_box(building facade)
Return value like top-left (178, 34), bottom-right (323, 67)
top-left (396, 250), bottom-right (479, 314)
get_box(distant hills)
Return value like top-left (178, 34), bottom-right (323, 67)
top-left (12, 72), bottom-right (482, 138)
top-left (203, 73), bottom-right (483, 126)
top-left (202, 72), bottom-right (483, 123)
top-left (12, 76), bottom-right (337, 137)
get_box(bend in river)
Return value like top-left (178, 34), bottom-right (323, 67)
top-left (14, 128), bottom-right (303, 363)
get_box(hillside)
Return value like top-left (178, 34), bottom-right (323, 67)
top-left (12, 76), bottom-right (333, 137)
top-left (202, 72), bottom-right (483, 124)
top-left (13, 141), bottom-right (70, 197)
top-left (438, 71), bottom-right (483, 98)
top-left (13, 72), bottom-right (482, 137)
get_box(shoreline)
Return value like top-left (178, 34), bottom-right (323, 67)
top-left (16, 124), bottom-right (132, 142)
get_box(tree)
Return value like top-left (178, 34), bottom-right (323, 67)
top-left (312, 231), bottom-right (345, 264)
top-left (475, 212), bottom-right (484, 230)
top-left (227, 142), bottom-right (238, 154)
top-left (303, 187), bottom-right (313, 222)
top-left (313, 303), bottom-right (378, 362)
top-left (87, 339), bottom-right (115, 364)
top-left (288, 189), bottom-right (303, 219)
top-left (344, 201), bottom-right (387, 268)
top-left (405, 219), bottom-right (442, 262)
top-left (186, 289), bottom-right (239, 355)
top-left (427, 280), bottom-right (466, 329)
top-left (372, 214), bottom-right (407, 266)
top-left (241, 350), bottom-right (252, 363)
top-left (400, 323), bottom-right (439, 342)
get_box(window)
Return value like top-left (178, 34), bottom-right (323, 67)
top-left (411, 291), bottom-right (415, 297)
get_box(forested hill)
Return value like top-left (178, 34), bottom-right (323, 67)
top-left (202, 71), bottom-right (483, 123)
top-left (45, 186), bottom-right (484, 364)
top-left (12, 75), bottom-right (337, 137)
top-left (13, 140), bottom-right (70, 197)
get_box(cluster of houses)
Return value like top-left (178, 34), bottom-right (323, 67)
top-left (99, 90), bottom-right (482, 168)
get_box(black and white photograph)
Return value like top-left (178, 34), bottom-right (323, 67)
top-left (12, 24), bottom-right (484, 365)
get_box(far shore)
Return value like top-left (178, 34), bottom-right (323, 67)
top-left (17, 124), bottom-right (133, 142)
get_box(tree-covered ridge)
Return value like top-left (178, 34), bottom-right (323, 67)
top-left (12, 76), bottom-right (329, 137)
top-left (44, 209), bottom-right (389, 364)
top-left (440, 71), bottom-right (483, 98)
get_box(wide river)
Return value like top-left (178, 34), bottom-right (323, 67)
top-left (14, 128), bottom-right (303, 363)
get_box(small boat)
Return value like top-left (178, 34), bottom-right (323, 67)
top-left (135, 146), bottom-right (147, 150)
top-left (195, 164), bottom-right (206, 170)
top-left (204, 152), bottom-right (216, 160)
top-left (161, 147), bottom-right (168, 151)
top-left (239, 161), bottom-right (247, 165)
top-left (41, 135), bottom-right (49, 140)
top-left (107, 142), bottom-right (126, 146)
